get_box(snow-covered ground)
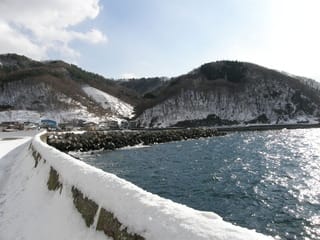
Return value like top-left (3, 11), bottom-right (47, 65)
top-left (0, 109), bottom-right (104, 124)
top-left (0, 131), bottom-right (37, 240)
top-left (0, 138), bottom-right (30, 158)
top-left (0, 131), bottom-right (36, 158)
top-left (0, 133), bottom-right (106, 240)
top-left (0, 132), bottom-right (274, 240)
top-left (0, 110), bottom-right (41, 123)
top-left (82, 85), bottom-right (134, 118)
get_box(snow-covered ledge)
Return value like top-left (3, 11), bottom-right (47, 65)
top-left (31, 132), bottom-right (273, 240)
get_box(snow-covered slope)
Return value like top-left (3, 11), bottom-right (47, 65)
top-left (0, 53), bottom-right (139, 123)
top-left (82, 85), bottom-right (134, 118)
top-left (137, 87), bottom-right (318, 128)
top-left (0, 79), bottom-right (104, 123)
top-left (281, 71), bottom-right (320, 91)
top-left (2, 54), bottom-right (320, 127)
top-left (0, 132), bottom-right (273, 240)
top-left (136, 62), bottom-right (320, 127)
top-left (0, 79), bottom-right (130, 123)
top-left (0, 109), bottom-right (104, 124)
top-left (0, 80), bottom-right (69, 110)
top-left (0, 110), bottom-right (41, 123)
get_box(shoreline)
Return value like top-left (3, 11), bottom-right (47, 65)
top-left (130, 123), bottom-right (320, 132)
top-left (129, 123), bottom-right (320, 133)
top-left (215, 123), bottom-right (320, 132)
top-left (47, 128), bottom-right (225, 152)
top-left (46, 123), bottom-right (320, 152)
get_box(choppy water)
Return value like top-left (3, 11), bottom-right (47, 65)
top-left (77, 129), bottom-right (320, 239)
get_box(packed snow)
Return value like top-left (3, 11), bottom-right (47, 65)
top-left (0, 110), bottom-right (41, 123)
top-left (0, 133), bottom-right (33, 158)
top-left (0, 139), bottom-right (107, 240)
top-left (0, 109), bottom-right (102, 124)
top-left (0, 80), bottom-right (119, 124)
top-left (82, 85), bottom-right (134, 118)
top-left (0, 131), bottom-right (274, 240)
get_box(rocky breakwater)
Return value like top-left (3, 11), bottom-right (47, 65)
top-left (47, 128), bottom-right (225, 152)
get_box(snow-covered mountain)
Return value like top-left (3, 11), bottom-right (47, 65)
top-left (0, 54), bottom-right (137, 123)
top-left (1, 54), bottom-right (320, 127)
top-left (134, 61), bottom-right (320, 127)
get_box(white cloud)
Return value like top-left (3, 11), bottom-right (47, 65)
top-left (74, 29), bottom-right (108, 44)
top-left (0, 0), bottom-right (106, 60)
top-left (0, 21), bottom-right (45, 59)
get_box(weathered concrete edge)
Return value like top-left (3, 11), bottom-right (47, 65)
top-left (30, 133), bottom-right (145, 240)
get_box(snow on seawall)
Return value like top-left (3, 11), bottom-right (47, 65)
top-left (0, 132), bottom-right (274, 240)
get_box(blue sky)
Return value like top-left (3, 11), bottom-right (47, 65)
top-left (75, 0), bottom-right (273, 78)
top-left (1, 0), bottom-right (320, 80)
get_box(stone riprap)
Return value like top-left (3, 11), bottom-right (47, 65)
top-left (47, 128), bottom-right (226, 152)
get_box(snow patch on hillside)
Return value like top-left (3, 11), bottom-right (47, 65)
top-left (0, 110), bottom-right (40, 123)
top-left (0, 109), bottom-right (102, 123)
top-left (0, 80), bottom-right (124, 124)
top-left (82, 85), bottom-right (134, 118)
top-left (0, 108), bottom-right (125, 124)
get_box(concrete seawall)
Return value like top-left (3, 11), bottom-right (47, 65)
top-left (31, 133), bottom-right (145, 239)
top-left (3, 125), bottom-right (318, 239)
top-left (25, 132), bottom-right (273, 239)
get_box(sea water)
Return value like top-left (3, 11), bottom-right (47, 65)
top-left (77, 129), bottom-right (320, 239)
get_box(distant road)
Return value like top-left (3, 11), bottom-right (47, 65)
top-left (129, 123), bottom-right (320, 132)
top-left (0, 130), bottom-right (40, 159)
top-left (215, 123), bottom-right (320, 132)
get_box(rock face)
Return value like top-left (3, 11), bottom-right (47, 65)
top-left (47, 129), bottom-right (225, 152)
top-left (134, 61), bottom-right (320, 127)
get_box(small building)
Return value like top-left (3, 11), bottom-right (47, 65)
top-left (83, 122), bottom-right (98, 131)
top-left (108, 120), bottom-right (119, 129)
top-left (24, 122), bottom-right (38, 130)
top-left (120, 120), bottom-right (129, 129)
top-left (59, 122), bottom-right (74, 131)
top-left (98, 120), bottom-right (119, 130)
top-left (1, 121), bottom-right (24, 131)
top-left (128, 120), bottom-right (138, 129)
top-left (40, 119), bottom-right (58, 130)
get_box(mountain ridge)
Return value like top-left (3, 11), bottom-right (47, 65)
top-left (133, 61), bottom-right (320, 127)
top-left (0, 53), bottom-right (139, 123)
top-left (1, 53), bottom-right (319, 127)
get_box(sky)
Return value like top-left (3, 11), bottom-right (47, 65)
top-left (0, 0), bottom-right (319, 80)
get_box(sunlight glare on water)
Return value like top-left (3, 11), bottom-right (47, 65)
top-left (76, 129), bottom-right (320, 239)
